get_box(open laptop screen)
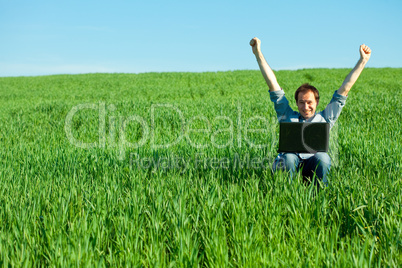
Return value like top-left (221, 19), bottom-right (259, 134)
top-left (278, 122), bottom-right (330, 153)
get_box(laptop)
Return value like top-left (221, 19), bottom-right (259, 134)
top-left (278, 122), bottom-right (330, 153)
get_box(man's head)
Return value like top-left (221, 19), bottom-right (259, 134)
top-left (295, 83), bottom-right (320, 120)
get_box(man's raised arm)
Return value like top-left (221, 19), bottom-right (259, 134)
top-left (250, 37), bottom-right (281, 92)
top-left (337, 44), bottom-right (372, 96)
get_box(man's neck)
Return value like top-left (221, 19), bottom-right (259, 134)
top-left (299, 114), bottom-right (315, 122)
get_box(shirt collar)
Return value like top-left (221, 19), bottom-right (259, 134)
top-left (299, 113), bottom-right (316, 122)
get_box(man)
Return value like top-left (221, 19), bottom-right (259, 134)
top-left (250, 37), bottom-right (371, 185)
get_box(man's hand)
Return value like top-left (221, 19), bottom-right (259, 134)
top-left (359, 44), bottom-right (371, 62)
top-left (250, 37), bottom-right (261, 56)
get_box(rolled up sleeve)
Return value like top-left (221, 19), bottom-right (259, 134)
top-left (270, 90), bottom-right (294, 122)
top-left (322, 90), bottom-right (348, 128)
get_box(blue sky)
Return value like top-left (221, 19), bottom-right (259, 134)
top-left (1, 0), bottom-right (401, 76)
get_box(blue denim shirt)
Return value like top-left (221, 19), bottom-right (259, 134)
top-left (270, 89), bottom-right (348, 158)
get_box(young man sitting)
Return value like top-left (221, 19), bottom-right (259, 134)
top-left (250, 37), bottom-right (371, 185)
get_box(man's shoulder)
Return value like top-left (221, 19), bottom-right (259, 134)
top-left (312, 113), bottom-right (328, 123)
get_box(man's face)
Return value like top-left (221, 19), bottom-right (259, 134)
top-left (297, 91), bottom-right (318, 120)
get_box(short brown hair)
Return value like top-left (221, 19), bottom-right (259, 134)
top-left (295, 83), bottom-right (320, 103)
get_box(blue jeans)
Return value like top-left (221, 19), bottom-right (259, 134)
top-left (272, 152), bottom-right (331, 186)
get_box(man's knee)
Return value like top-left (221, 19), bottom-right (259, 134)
top-left (273, 153), bottom-right (300, 173)
top-left (314, 152), bottom-right (331, 169)
top-left (303, 152), bottom-right (331, 182)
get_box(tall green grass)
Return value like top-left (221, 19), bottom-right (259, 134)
top-left (0, 68), bottom-right (401, 266)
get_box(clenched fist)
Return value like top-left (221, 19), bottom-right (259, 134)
top-left (250, 37), bottom-right (261, 55)
top-left (360, 44), bottom-right (371, 61)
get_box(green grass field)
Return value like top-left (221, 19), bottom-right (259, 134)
top-left (0, 68), bottom-right (401, 266)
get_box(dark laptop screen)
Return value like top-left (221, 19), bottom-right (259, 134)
top-left (278, 122), bottom-right (330, 153)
